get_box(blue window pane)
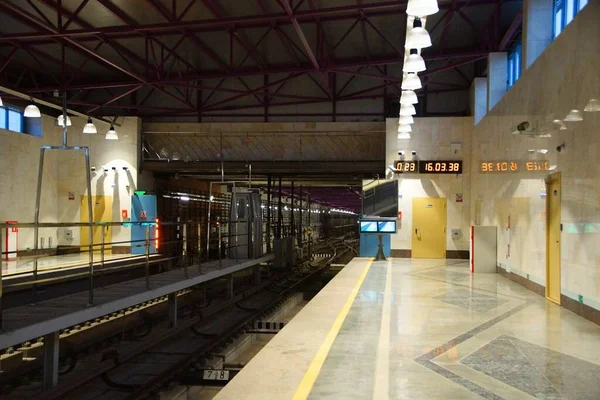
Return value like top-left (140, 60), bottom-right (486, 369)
top-left (0, 107), bottom-right (6, 130)
top-left (579, 0), bottom-right (588, 10)
top-left (555, 9), bottom-right (563, 37)
top-left (566, 0), bottom-right (575, 23)
top-left (8, 109), bottom-right (22, 132)
top-left (507, 58), bottom-right (514, 88)
top-left (515, 52), bottom-right (521, 79)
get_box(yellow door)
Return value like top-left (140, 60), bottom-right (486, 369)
top-left (546, 174), bottom-right (561, 304)
top-left (81, 195), bottom-right (113, 254)
top-left (412, 197), bottom-right (446, 259)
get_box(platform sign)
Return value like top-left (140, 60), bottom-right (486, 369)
top-left (360, 218), bottom-right (397, 234)
top-left (203, 369), bottom-right (230, 381)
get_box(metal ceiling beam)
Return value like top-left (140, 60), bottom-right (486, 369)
top-left (0, 0), bottom-right (520, 43)
top-left (18, 50), bottom-right (487, 93)
top-left (278, 0), bottom-right (332, 98)
top-left (86, 85), bottom-right (142, 113)
top-left (0, 47), bottom-right (19, 75)
top-left (63, 0), bottom-right (91, 30)
top-left (201, 0), bottom-right (268, 69)
top-left (0, 1), bottom-right (145, 82)
top-left (498, 11), bottom-right (523, 51)
top-left (146, 0), bottom-right (174, 21)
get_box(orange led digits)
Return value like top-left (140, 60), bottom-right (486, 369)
top-left (480, 160), bottom-right (547, 172)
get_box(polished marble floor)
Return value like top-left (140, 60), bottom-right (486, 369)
top-left (216, 258), bottom-right (600, 400)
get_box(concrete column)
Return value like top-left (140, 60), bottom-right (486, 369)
top-left (522, 0), bottom-right (553, 70)
top-left (471, 78), bottom-right (488, 125)
top-left (43, 331), bottom-right (60, 389)
top-left (487, 52), bottom-right (508, 111)
top-left (168, 293), bottom-right (177, 328)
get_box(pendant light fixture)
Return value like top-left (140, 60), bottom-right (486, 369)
top-left (564, 109), bottom-right (583, 122)
top-left (105, 125), bottom-right (118, 140)
top-left (403, 49), bottom-right (426, 73)
top-left (57, 114), bottom-right (72, 127)
top-left (400, 90), bottom-right (418, 105)
top-left (552, 119), bottom-right (567, 130)
top-left (399, 104), bottom-right (417, 116)
top-left (399, 115), bottom-right (414, 124)
top-left (407, 0), bottom-right (439, 16)
top-left (397, 132), bottom-right (411, 139)
top-left (406, 18), bottom-right (432, 49)
top-left (24, 102), bottom-right (41, 118)
top-left (397, 124), bottom-right (412, 133)
top-left (83, 117), bottom-right (97, 134)
top-left (584, 98), bottom-right (600, 112)
top-left (401, 73), bottom-right (422, 90)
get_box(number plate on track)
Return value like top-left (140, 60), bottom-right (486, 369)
top-left (203, 369), bottom-right (230, 381)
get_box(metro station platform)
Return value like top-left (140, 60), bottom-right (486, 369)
top-left (216, 258), bottom-right (600, 400)
top-left (2, 253), bottom-right (145, 277)
top-left (0, 255), bottom-right (273, 351)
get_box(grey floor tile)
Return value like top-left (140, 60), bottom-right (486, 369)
top-left (434, 289), bottom-right (509, 313)
top-left (462, 334), bottom-right (600, 399)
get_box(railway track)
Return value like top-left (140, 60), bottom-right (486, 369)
top-left (0, 235), bottom-right (356, 400)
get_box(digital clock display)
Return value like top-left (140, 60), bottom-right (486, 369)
top-left (525, 161), bottom-right (549, 171)
top-left (393, 160), bottom-right (463, 174)
top-left (418, 160), bottom-right (463, 174)
top-left (394, 160), bottom-right (418, 173)
top-left (480, 160), bottom-right (549, 172)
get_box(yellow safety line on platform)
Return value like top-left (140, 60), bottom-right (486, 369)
top-left (292, 259), bottom-right (374, 400)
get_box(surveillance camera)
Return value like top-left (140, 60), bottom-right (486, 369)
top-left (412, 151), bottom-right (417, 156)
top-left (122, 166), bottom-right (129, 171)
top-left (517, 121), bottom-right (530, 131)
top-left (91, 166), bottom-right (96, 172)
top-left (103, 168), bottom-right (109, 173)
top-left (111, 166), bottom-right (117, 171)
top-left (556, 143), bottom-right (565, 153)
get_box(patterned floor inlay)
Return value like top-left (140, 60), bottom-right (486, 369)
top-left (462, 335), bottom-right (600, 400)
top-left (418, 269), bottom-right (471, 282)
top-left (434, 289), bottom-right (509, 313)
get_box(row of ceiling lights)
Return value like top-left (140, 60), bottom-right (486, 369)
top-left (0, 93), bottom-right (119, 140)
top-left (561, 98), bottom-right (600, 122)
top-left (397, 0), bottom-right (439, 139)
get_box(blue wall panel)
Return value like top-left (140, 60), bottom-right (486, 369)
top-left (359, 233), bottom-right (391, 258)
top-left (131, 194), bottom-right (157, 254)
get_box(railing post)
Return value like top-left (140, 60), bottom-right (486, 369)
top-left (100, 226), bottom-right (106, 286)
top-left (84, 148), bottom-right (94, 306)
top-left (145, 225), bottom-right (150, 289)
top-left (291, 181), bottom-right (295, 239)
top-left (182, 223), bottom-right (188, 278)
top-left (197, 222), bottom-right (202, 273)
top-left (32, 148), bottom-right (45, 304)
top-left (218, 219), bottom-right (222, 269)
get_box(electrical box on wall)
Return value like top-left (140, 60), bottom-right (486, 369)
top-left (65, 229), bottom-right (73, 240)
top-left (451, 229), bottom-right (461, 239)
